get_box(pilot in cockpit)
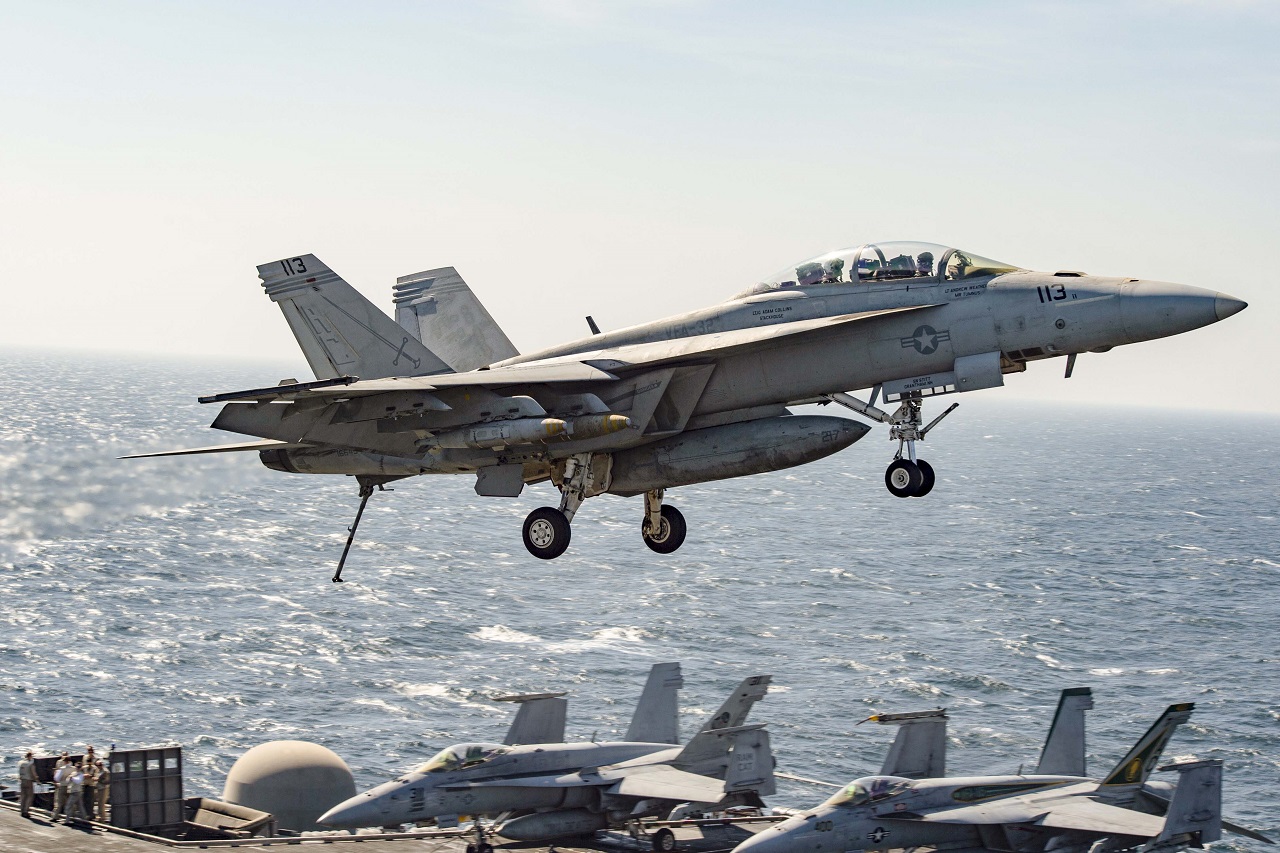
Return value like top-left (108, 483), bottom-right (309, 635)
top-left (823, 257), bottom-right (845, 283)
top-left (916, 251), bottom-right (934, 277)
top-left (796, 262), bottom-right (825, 286)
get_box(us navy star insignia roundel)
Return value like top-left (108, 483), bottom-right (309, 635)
top-left (868, 826), bottom-right (890, 843)
top-left (900, 325), bottom-right (951, 355)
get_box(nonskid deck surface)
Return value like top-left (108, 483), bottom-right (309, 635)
top-left (0, 802), bottom-right (765, 852)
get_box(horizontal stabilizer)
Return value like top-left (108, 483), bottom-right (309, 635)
top-left (120, 439), bottom-right (307, 459)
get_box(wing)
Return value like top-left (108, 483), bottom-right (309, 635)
top-left (119, 439), bottom-right (309, 459)
top-left (601, 765), bottom-right (727, 804)
top-left (905, 798), bottom-right (1164, 839)
top-left (193, 304), bottom-right (929, 462)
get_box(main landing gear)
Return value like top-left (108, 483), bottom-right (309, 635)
top-left (520, 456), bottom-right (687, 560)
top-left (828, 390), bottom-right (957, 499)
top-left (465, 818), bottom-right (495, 853)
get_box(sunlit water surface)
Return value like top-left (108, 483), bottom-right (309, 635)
top-left (1, 348), bottom-right (1276, 847)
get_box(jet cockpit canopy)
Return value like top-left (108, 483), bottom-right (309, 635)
top-left (822, 775), bottom-right (915, 808)
top-left (419, 742), bottom-right (509, 774)
top-left (735, 241), bottom-right (1022, 299)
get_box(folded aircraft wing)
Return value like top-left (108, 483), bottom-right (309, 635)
top-left (908, 796), bottom-right (1165, 838)
top-left (1037, 798), bottom-right (1166, 837)
top-left (601, 765), bottom-right (727, 803)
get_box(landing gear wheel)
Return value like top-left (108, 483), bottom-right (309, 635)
top-left (652, 828), bottom-right (677, 852)
top-left (885, 459), bottom-right (923, 498)
top-left (643, 505), bottom-right (687, 554)
top-left (914, 459), bottom-right (936, 497)
top-left (522, 507), bottom-right (571, 560)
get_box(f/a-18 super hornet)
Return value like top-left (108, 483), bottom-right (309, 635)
top-left (126, 242), bottom-right (1247, 566)
top-left (736, 700), bottom-right (1273, 853)
top-left (318, 673), bottom-right (774, 851)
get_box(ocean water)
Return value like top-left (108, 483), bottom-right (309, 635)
top-left (0, 347), bottom-right (1276, 848)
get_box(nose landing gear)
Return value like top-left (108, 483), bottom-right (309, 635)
top-left (828, 390), bottom-right (956, 498)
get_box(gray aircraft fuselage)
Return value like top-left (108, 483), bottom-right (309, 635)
top-left (319, 740), bottom-right (684, 830)
top-left (736, 773), bottom-right (1153, 853)
top-left (502, 273), bottom-right (1239, 437)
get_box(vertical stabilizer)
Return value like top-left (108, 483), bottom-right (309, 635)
top-left (394, 267), bottom-right (520, 372)
top-left (1036, 687), bottom-right (1094, 776)
top-left (259, 254), bottom-right (451, 380)
top-left (869, 709), bottom-right (948, 779)
top-left (495, 693), bottom-right (568, 746)
top-left (699, 675), bottom-right (771, 732)
top-left (1151, 759), bottom-right (1222, 848)
top-left (626, 662), bottom-right (684, 744)
top-left (1100, 703), bottom-right (1194, 788)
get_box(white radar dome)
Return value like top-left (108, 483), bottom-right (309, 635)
top-left (222, 740), bottom-right (356, 832)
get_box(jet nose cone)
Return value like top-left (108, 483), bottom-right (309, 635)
top-left (1214, 293), bottom-right (1247, 321)
top-left (318, 794), bottom-right (383, 830)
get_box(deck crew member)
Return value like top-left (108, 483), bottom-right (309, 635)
top-left (18, 751), bottom-right (37, 818)
top-left (51, 752), bottom-right (73, 821)
top-left (94, 760), bottom-right (110, 822)
top-left (64, 764), bottom-right (88, 823)
top-left (82, 756), bottom-right (99, 819)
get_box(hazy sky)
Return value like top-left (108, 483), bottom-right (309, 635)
top-left (3, 1), bottom-right (1277, 412)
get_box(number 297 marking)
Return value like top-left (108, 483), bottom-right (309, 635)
top-left (1037, 284), bottom-right (1066, 303)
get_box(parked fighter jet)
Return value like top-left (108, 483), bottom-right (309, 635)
top-left (736, 701), bottom-right (1272, 853)
top-left (318, 673), bottom-right (774, 850)
top-left (126, 242), bottom-right (1247, 565)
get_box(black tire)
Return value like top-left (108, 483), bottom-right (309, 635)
top-left (522, 507), bottom-right (572, 560)
top-left (885, 459), bottom-right (923, 498)
top-left (478, 845), bottom-right (494, 853)
top-left (652, 828), bottom-right (677, 852)
top-left (914, 459), bottom-right (936, 497)
top-left (466, 845), bottom-right (477, 853)
top-left (642, 505), bottom-right (687, 554)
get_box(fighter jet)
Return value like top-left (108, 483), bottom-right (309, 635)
top-left (318, 673), bottom-right (774, 850)
top-left (735, 701), bottom-right (1273, 853)
top-left (126, 242), bottom-right (1248, 566)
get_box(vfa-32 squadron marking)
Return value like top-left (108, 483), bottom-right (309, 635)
top-left (126, 241), bottom-right (1247, 570)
